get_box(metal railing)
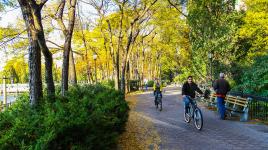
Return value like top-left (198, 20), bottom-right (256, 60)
top-left (229, 91), bottom-right (268, 121)
top-left (192, 84), bottom-right (268, 121)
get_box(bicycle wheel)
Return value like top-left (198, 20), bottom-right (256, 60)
top-left (194, 107), bottom-right (203, 130)
top-left (159, 98), bottom-right (162, 111)
top-left (184, 107), bottom-right (191, 123)
top-left (155, 97), bottom-right (158, 109)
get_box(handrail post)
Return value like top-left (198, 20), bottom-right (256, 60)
top-left (3, 76), bottom-right (7, 110)
top-left (16, 83), bottom-right (19, 97)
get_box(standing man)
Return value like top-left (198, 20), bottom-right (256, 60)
top-left (213, 73), bottom-right (231, 120)
top-left (144, 78), bottom-right (148, 91)
top-left (182, 76), bottom-right (203, 114)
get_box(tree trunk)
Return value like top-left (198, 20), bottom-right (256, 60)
top-left (141, 49), bottom-right (145, 89)
top-left (18, 0), bottom-right (52, 105)
top-left (115, 55), bottom-right (120, 90)
top-left (107, 20), bottom-right (119, 90)
top-left (35, 13), bottom-right (55, 98)
top-left (28, 35), bottom-right (42, 105)
top-left (121, 63), bottom-right (126, 93)
top-left (61, 35), bottom-right (71, 95)
top-left (127, 61), bottom-right (131, 93)
top-left (120, 22), bottom-right (139, 93)
top-left (61, 0), bottom-right (77, 96)
top-left (69, 49), bottom-right (77, 85)
top-left (41, 46), bottom-right (55, 97)
top-left (116, 5), bottom-right (124, 91)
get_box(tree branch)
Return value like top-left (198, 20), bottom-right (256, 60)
top-left (46, 40), bottom-right (63, 48)
top-left (167, 0), bottom-right (187, 17)
top-left (39, 0), bottom-right (49, 8)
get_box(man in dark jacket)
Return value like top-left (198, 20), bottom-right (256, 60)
top-left (182, 76), bottom-right (203, 114)
top-left (213, 73), bottom-right (231, 120)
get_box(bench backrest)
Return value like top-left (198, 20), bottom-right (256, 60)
top-left (210, 93), bottom-right (248, 107)
top-left (225, 96), bottom-right (248, 107)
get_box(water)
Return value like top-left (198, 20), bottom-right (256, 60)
top-left (0, 94), bottom-right (17, 103)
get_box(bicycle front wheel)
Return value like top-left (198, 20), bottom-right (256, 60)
top-left (184, 108), bottom-right (191, 123)
top-left (194, 107), bottom-right (203, 130)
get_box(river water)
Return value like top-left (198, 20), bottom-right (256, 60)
top-left (0, 95), bottom-right (17, 103)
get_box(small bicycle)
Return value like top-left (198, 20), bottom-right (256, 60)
top-left (184, 95), bottom-right (203, 130)
top-left (155, 91), bottom-right (162, 111)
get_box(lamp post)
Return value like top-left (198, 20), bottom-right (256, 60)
top-left (93, 53), bottom-right (97, 84)
top-left (208, 52), bottom-right (213, 86)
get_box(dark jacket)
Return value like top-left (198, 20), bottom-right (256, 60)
top-left (213, 78), bottom-right (231, 96)
top-left (182, 82), bottom-right (203, 98)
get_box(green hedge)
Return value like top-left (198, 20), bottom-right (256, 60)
top-left (232, 55), bottom-right (268, 96)
top-left (0, 85), bottom-right (129, 150)
top-left (147, 80), bottom-right (154, 87)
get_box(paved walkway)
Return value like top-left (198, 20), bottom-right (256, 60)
top-left (133, 86), bottom-right (268, 150)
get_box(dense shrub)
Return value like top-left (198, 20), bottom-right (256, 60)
top-left (0, 85), bottom-right (129, 150)
top-left (100, 79), bottom-right (115, 89)
top-left (233, 55), bottom-right (268, 96)
top-left (147, 80), bottom-right (154, 87)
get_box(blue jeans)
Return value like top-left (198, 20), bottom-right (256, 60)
top-left (217, 97), bottom-right (226, 119)
top-left (183, 96), bottom-right (191, 113)
top-left (154, 91), bottom-right (162, 105)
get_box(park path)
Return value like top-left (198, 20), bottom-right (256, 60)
top-left (122, 86), bottom-right (268, 150)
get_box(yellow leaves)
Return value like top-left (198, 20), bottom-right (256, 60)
top-left (1, 56), bottom-right (28, 83)
top-left (239, 0), bottom-right (268, 58)
top-left (118, 96), bottom-right (161, 150)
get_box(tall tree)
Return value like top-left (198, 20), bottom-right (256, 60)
top-left (17, 0), bottom-right (55, 105)
top-left (56, 0), bottom-right (77, 96)
top-left (119, 0), bottom-right (158, 93)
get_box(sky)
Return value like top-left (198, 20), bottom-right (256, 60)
top-left (0, 6), bottom-right (21, 71)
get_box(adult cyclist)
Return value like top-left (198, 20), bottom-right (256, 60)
top-left (182, 76), bottom-right (203, 114)
top-left (153, 78), bottom-right (163, 107)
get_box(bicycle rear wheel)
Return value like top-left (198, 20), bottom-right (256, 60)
top-left (159, 98), bottom-right (162, 111)
top-left (194, 107), bottom-right (203, 130)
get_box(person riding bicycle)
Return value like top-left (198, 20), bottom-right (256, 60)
top-left (182, 76), bottom-right (203, 113)
top-left (153, 79), bottom-right (163, 106)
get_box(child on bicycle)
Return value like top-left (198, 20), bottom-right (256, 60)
top-left (153, 78), bottom-right (163, 106)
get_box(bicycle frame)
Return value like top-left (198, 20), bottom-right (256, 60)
top-left (186, 96), bottom-right (197, 115)
top-left (184, 95), bottom-right (203, 130)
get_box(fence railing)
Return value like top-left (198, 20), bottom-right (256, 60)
top-left (200, 84), bottom-right (268, 121)
top-left (228, 91), bottom-right (268, 121)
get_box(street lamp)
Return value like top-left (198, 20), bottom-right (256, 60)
top-left (208, 52), bottom-right (213, 86)
top-left (93, 53), bottom-right (97, 83)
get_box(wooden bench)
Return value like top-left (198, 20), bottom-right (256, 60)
top-left (225, 95), bottom-right (252, 121)
top-left (208, 93), bottom-right (217, 107)
top-left (209, 93), bottom-right (252, 121)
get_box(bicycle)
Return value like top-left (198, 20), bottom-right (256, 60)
top-left (184, 95), bottom-right (203, 130)
top-left (155, 91), bottom-right (162, 111)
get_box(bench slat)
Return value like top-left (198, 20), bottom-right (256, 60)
top-left (225, 100), bottom-right (248, 106)
top-left (226, 97), bottom-right (247, 103)
top-left (225, 99), bottom-right (247, 104)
